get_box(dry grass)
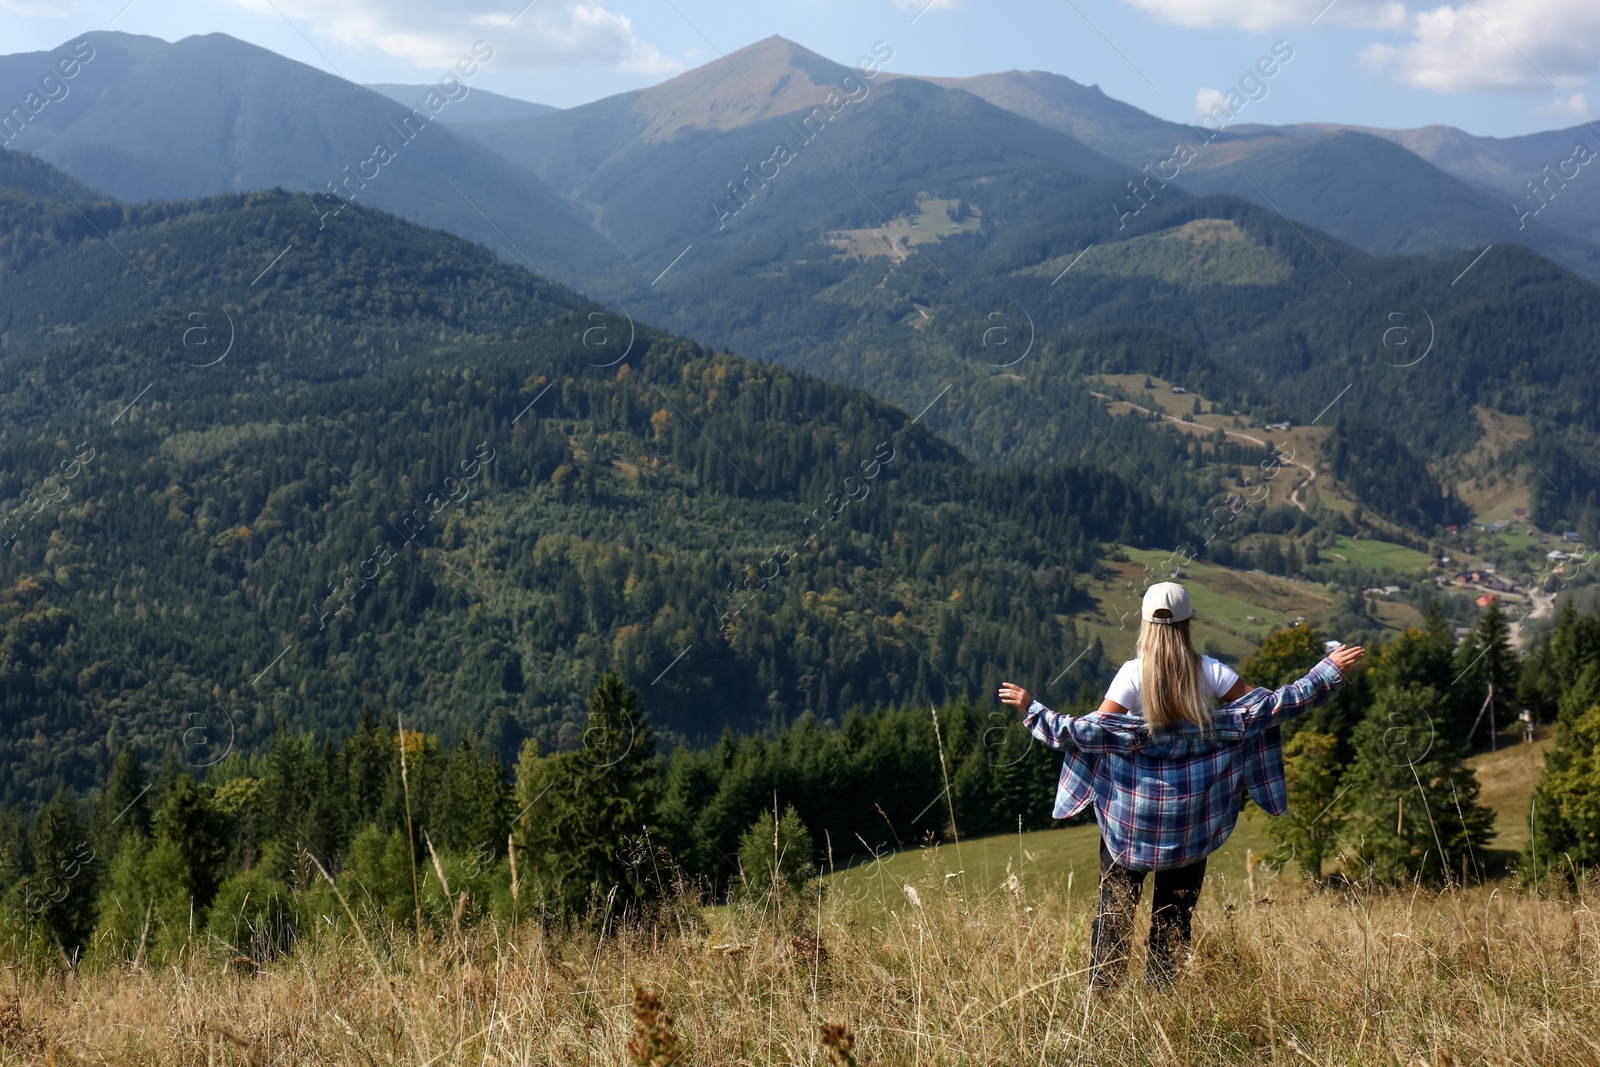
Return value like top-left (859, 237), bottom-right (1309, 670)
top-left (4, 866), bottom-right (1599, 1066)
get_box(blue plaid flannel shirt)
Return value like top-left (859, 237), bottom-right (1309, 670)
top-left (1022, 657), bottom-right (1347, 871)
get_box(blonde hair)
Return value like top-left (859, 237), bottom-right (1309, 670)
top-left (1137, 617), bottom-right (1211, 733)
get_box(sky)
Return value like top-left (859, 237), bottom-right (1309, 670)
top-left (0, 0), bottom-right (1596, 137)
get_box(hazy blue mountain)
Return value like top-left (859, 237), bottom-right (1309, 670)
top-left (455, 36), bottom-right (889, 197)
top-left (1174, 128), bottom-right (1600, 280)
top-left (914, 68), bottom-right (1234, 169)
top-left (0, 32), bottom-right (624, 292)
top-left (454, 37), bottom-right (1127, 268)
top-left (904, 71), bottom-right (1600, 282)
top-left (366, 82), bottom-right (558, 123)
top-left (1233, 120), bottom-right (1600, 248)
top-left (0, 143), bottom-right (99, 201)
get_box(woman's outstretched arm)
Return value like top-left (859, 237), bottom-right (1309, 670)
top-left (998, 682), bottom-right (1082, 751)
top-left (1242, 645), bottom-right (1366, 730)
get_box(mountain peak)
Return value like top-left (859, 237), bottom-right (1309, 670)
top-left (631, 35), bottom-right (861, 142)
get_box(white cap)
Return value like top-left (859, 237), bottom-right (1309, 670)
top-left (1142, 582), bottom-right (1192, 624)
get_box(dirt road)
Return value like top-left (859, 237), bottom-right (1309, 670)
top-left (1087, 391), bottom-right (1320, 513)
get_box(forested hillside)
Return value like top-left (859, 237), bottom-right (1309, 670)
top-left (11, 34), bottom-right (1600, 539)
top-left (0, 162), bottom-right (1206, 807)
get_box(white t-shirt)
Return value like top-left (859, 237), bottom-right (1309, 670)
top-left (1104, 655), bottom-right (1240, 713)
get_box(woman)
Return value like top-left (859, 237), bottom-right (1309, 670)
top-left (998, 581), bottom-right (1364, 988)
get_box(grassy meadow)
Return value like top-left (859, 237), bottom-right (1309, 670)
top-left (3, 860), bottom-right (1595, 1066)
top-left (0, 736), bottom-right (1583, 1066)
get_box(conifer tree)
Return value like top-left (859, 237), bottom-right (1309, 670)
top-left (93, 744), bottom-right (150, 855)
top-left (737, 804), bottom-right (814, 898)
top-left (152, 773), bottom-right (228, 910)
top-left (435, 734), bottom-right (511, 856)
top-left (1452, 602), bottom-right (1518, 746)
top-left (27, 788), bottom-right (97, 955)
top-left (516, 674), bottom-right (662, 917)
top-left (344, 705), bottom-right (394, 828)
top-left (1268, 730), bottom-right (1344, 882)
top-left (1341, 684), bottom-right (1495, 883)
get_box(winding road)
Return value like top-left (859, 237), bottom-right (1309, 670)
top-left (1088, 391), bottom-right (1320, 513)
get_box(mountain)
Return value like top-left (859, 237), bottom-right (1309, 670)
top-left (0, 167), bottom-right (1185, 805)
top-left (444, 39), bottom-right (1600, 535)
top-left (1172, 128), bottom-right (1600, 279)
top-left (0, 144), bottom-right (101, 201)
top-left (0, 32), bottom-right (624, 292)
top-left (1233, 121), bottom-right (1600, 248)
top-left (7, 32), bottom-right (1599, 539)
top-left (455, 35), bottom-right (894, 196)
top-left (366, 83), bottom-right (558, 123)
top-left (911, 72), bottom-right (1600, 282)
top-left (917, 68), bottom-right (1233, 170)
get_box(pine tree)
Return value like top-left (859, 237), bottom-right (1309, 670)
top-left (1341, 684), bottom-right (1495, 883)
top-left (27, 788), bottom-right (98, 955)
top-left (1268, 730), bottom-right (1344, 882)
top-left (517, 674), bottom-right (662, 918)
top-left (93, 745), bottom-right (150, 855)
top-left (1452, 602), bottom-right (1518, 747)
top-left (435, 734), bottom-right (511, 856)
top-left (737, 804), bottom-right (815, 898)
top-left (152, 773), bottom-right (229, 910)
top-left (344, 705), bottom-right (395, 829)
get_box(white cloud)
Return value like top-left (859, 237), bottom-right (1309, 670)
top-left (1119, 0), bottom-right (1599, 94)
top-left (1119, 0), bottom-right (1405, 32)
top-left (1195, 87), bottom-right (1230, 114)
top-left (1535, 92), bottom-right (1592, 119)
top-left (0, 0), bottom-right (76, 14)
top-left (891, 0), bottom-right (962, 13)
top-left (1360, 1), bottom-right (1600, 92)
top-left (223, 0), bottom-right (678, 74)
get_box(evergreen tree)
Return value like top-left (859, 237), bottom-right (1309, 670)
top-left (152, 774), bottom-right (229, 911)
top-left (435, 735), bottom-right (511, 857)
top-left (1452, 602), bottom-right (1518, 747)
top-left (737, 804), bottom-right (815, 898)
top-left (1528, 703), bottom-right (1600, 876)
top-left (1268, 730), bottom-right (1344, 882)
top-left (27, 788), bottom-right (97, 956)
top-left (344, 705), bottom-right (394, 829)
top-left (92, 744), bottom-right (150, 856)
top-left (1341, 685), bottom-right (1495, 883)
top-left (516, 675), bottom-right (663, 918)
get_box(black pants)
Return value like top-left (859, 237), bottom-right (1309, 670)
top-left (1090, 839), bottom-right (1207, 989)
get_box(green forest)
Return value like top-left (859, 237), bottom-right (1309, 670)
top-left (4, 601), bottom-right (1597, 966)
top-left (2, 162), bottom-right (1278, 806)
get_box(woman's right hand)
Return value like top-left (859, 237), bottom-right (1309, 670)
top-left (998, 682), bottom-right (1032, 710)
top-left (1328, 644), bottom-right (1365, 676)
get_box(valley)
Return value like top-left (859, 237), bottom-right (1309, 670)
top-left (1, 20), bottom-right (1599, 1066)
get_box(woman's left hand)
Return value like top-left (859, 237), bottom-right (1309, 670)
top-left (997, 682), bottom-right (1032, 710)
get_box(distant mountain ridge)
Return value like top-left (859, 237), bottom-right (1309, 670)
top-left (0, 32), bottom-right (625, 292)
top-left (1229, 120), bottom-right (1600, 246)
top-left (3, 31), bottom-right (1599, 537)
top-left (365, 83), bottom-right (558, 123)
